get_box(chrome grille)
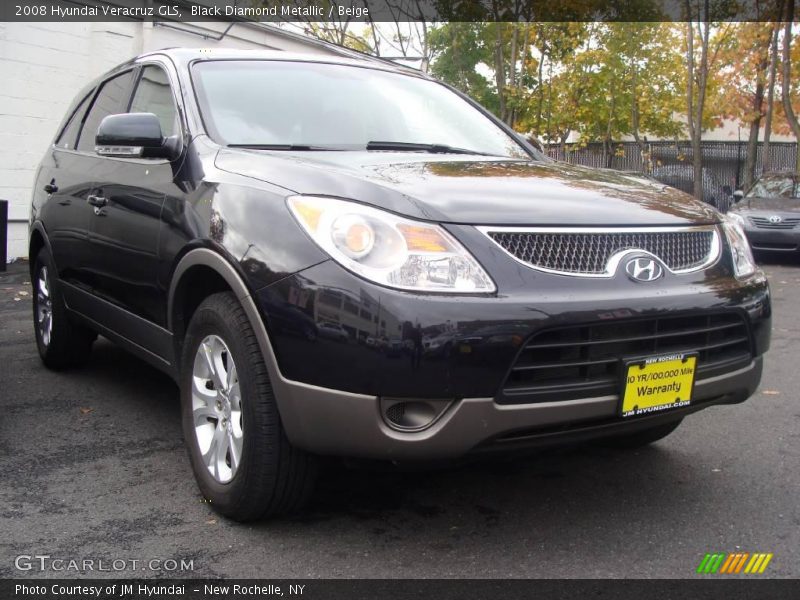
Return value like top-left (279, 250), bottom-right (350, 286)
top-left (483, 227), bottom-right (717, 276)
top-left (500, 312), bottom-right (752, 404)
top-left (749, 216), bottom-right (800, 230)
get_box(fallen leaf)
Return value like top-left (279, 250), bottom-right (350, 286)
top-left (712, 468), bottom-right (722, 473)
top-left (762, 390), bottom-right (781, 395)
top-left (18, 291), bottom-right (28, 296)
top-left (206, 518), bottom-right (217, 525)
top-left (79, 407), bottom-right (94, 415)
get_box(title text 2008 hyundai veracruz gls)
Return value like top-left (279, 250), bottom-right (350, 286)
top-left (29, 49), bottom-right (770, 521)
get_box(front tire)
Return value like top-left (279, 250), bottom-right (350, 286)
top-left (32, 247), bottom-right (95, 369)
top-left (180, 292), bottom-right (316, 521)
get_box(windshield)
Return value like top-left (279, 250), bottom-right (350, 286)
top-left (746, 174), bottom-right (799, 199)
top-left (191, 60), bottom-right (529, 159)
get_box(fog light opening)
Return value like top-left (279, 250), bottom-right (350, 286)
top-left (380, 398), bottom-right (453, 432)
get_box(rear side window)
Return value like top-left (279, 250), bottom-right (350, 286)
top-left (76, 70), bottom-right (135, 152)
top-left (129, 65), bottom-right (179, 137)
top-left (55, 93), bottom-right (92, 150)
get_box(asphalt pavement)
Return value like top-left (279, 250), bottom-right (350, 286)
top-left (1, 255), bottom-right (798, 579)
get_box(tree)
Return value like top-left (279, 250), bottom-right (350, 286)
top-left (428, 23), bottom-right (499, 114)
top-left (726, 22), bottom-right (774, 188)
top-left (684, 1), bottom-right (736, 200)
top-left (762, 22), bottom-right (780, 172)
top-left (781, 0), bottom-right (800, 170)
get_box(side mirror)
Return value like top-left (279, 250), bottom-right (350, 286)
top-left (733, 190), bottom-right (745, 202)
top-left (95, 113), bottom-right (179, 160)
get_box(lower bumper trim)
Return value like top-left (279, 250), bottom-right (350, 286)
top-left (275, 358), bottom-right (763, 460)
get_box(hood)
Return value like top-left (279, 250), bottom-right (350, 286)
top-left (215, 149), bottom-right (720, 226)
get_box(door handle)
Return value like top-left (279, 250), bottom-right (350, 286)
top-left (87, 195), bottom-right (108, 207)
top-left (44, 181), bottom-right (58, 194)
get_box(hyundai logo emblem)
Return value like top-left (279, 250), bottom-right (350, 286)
top-left (768, 215), bottom-right (783, 224)
top-left (624, 257), bottom-right (664, 282)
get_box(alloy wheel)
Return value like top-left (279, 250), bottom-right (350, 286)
top-left (36, 266), bottom-right (53, 347)
top-left (191, 335), bottom-right (243, 484)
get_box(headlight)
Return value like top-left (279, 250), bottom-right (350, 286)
top-left (287, 196), bottom-right (496, 293)
top-left (722, 213), bottom-right (756, 278)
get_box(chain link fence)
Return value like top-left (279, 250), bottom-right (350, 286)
top-left (545, 141), bottom-right (798, 211)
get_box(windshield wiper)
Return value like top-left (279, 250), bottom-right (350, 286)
top-left (366, 141), bottom-right (492, 156)
top-left (228, 144), bottom-right (343, 151)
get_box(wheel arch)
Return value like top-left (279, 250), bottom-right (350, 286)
top-left (167, 247), bottom-right (354, 453)
top-left (168, 249), bottom-right (257, 362)
top-left (28, 222), bottom-right (54, 278)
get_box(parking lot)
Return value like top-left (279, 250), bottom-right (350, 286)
top-left (0, 256), bottom-right (798, 579)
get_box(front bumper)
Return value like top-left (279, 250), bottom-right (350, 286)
top-left (252, 236), bottom-right (771, 460)
top-left (272, 357), bottom-right (762, 460)
top-left (743, 227), bottom-right (800, 252)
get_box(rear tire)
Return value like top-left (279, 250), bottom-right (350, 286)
top-left (597, 419), bottom-right (683, 449)
top-left (32, 247), bottom-right (95, 369)
top-left (180, 292), bottom-right (316, 521)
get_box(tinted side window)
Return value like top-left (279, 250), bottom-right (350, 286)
top-left (55, 93), bottom-right (92, 150)
top-left (130, 66), bottom-right (179, 137)
top-left (76, 71), bottom-right (135, 152)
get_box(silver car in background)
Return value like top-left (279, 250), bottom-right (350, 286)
top-left (728, 172), bottom-right (800, 256)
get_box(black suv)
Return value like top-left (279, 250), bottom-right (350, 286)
top-left (30, 49), bottom-right (770, 521)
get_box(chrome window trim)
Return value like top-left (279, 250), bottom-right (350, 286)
top-left (477, 225), bottom-right (722, 278)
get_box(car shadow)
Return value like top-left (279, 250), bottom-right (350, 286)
top-left (45, 336), bottom-right (705, 533)
top-left (754, 252), bottom-right (800, 267)
top-left (282, 442), bottom-right (692, 528)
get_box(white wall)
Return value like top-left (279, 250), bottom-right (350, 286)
top-left (0, 21), bottom-right (339, 260)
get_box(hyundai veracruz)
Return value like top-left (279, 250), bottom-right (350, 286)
top-left (29, 50), bottom-right (770, 520)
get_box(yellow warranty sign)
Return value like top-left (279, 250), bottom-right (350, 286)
top-left (621, 354), bottom-right (697, 417)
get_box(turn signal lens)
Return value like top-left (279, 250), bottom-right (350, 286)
top-left (397, 225), bottom-right (450, 253)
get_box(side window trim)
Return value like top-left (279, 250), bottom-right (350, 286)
top-left (129, 61), bottom-right (184, 139)
top-left (74, 68), bottom-right (137, 154)
top-left (54, 92), bottom-right (93, 150)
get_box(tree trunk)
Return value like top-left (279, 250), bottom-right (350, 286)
top-left (743, 79), bottom-right (765, 190)
top-left (744, 45), bottom-right (769, 188)
top-left (536, 31), bottom-right (545, 136)
top-left (545, 62), bottom-right (554, 142)
top-left (630, 41), bottom-right (650, 171)
top-left (686, 7), bottom-right (710, 202)
top-left (493, 24), bottom-right (508, 124)
top-left (781, 3), bottom-right (800, 171)
top-left (762, 22), bottom-right (779, 174)
top-left (606, 85), bottom-right (616, 169)
top-left (685, 12), bottom-right (697, 193)
top-left (507, 25), bottom-right (519, 126)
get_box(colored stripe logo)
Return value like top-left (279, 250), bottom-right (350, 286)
top-left (697, 552), bottom-right (773, 574)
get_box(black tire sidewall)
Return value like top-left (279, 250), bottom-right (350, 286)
top-left (180, 296), bottom-right (274, 514)
top-left (32, 253), bottom-right (51, 358)
top-left (32, 247), bottom-right (74, 362)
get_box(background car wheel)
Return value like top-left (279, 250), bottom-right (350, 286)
top-left (180, 292), bottom-right (316, 521)
top-left (32, 247), bottom-right (95, 369)
top-left (597, 419), bottom-right (683, 449)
